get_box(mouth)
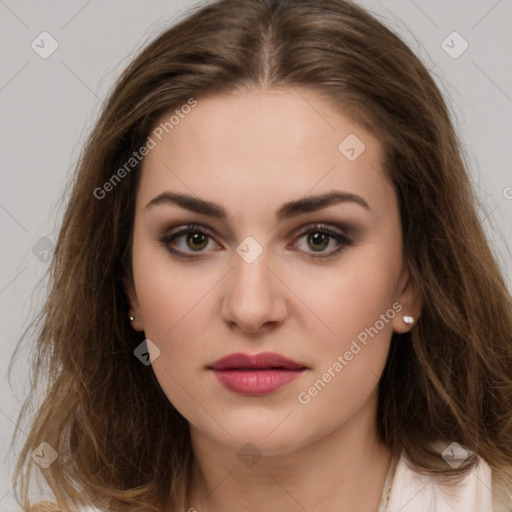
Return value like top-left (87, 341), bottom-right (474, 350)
top-left (207, 352), bottom-right (308, 396)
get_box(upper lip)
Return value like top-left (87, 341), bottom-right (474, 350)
top-left (208, 352), bottom-right (307, 371)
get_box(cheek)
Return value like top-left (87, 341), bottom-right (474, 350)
top-left (293, 272), bottom-right (397, 425)
top-left (132, 246), bottom-right (217, 420)
top-left (291, 253), bottom-right (401, 349)
top-left (132, 235), bottom-right (216, 343)
top-left (131, 238), bottom-right (232, 413)
top-left (289, 255), bottom-right (401, 416)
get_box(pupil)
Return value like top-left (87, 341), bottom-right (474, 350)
top-left (188, 232), bottom-right (207, 250)
top-left (309, 232), bottom-right (328, 251)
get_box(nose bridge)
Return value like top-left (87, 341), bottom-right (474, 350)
top-left (221, 235), bottom-right (285, 331)
top-left (231, 236), bottom-right (273, 302)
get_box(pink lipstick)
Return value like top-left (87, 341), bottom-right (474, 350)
top-left (208, 352), bottom-right (307, 396)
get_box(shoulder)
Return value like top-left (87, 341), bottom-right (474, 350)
top-left (386, 448), bottom-right (511, 512)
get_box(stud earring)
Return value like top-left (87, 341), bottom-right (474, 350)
top-left (129, 315), bottom-right (135, 322)
top-left (403, 315), bottom-right (414, 325)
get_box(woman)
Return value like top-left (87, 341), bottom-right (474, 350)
top-left (9, 0), bottom-right (512, 511)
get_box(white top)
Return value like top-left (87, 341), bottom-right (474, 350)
top-left (377, 449), bottom-right (512, 512)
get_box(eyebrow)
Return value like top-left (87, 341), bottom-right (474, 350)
top-left (144, 190), bottom-right (370, 221)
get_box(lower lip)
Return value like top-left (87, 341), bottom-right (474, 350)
top-left (210, 369), bottom-right (305, 396)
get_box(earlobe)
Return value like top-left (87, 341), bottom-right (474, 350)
top-left (392, 263), bottom-right (423, 334)
top-left (122, 275), bottom-right (144, 331)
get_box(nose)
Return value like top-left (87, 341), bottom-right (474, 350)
top-left (221, 244), bottom-right (287, 335)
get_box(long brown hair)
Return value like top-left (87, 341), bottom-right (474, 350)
top-left (10, 0), bottom-right (512, 510)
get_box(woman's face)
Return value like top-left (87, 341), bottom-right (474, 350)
top-left (125, 87), bottom-right (421, 455)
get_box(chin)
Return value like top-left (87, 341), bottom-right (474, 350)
top-left (196, 414), bottom-right (313, 456)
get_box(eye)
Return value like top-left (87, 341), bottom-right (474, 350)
top-left (159, 222), bottom-right (353, 260)
top-left (291, 223), bottom-right (353, 260)
top-left (160, 224), bottom-right (220, 259)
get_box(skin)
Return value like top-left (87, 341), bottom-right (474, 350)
top-left (124, 87), bottom-right (422, 512)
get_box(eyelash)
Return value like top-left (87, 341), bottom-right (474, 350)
top-left (159, 223), bottom-right (354, 261)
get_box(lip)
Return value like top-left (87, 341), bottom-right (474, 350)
top-left (208, 351), bottom-right (306, 371)
top-left (207, 352), bottom-right (308, 396)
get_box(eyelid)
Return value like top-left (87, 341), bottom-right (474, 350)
top-left (288, 221), bottom-right (351, 240)
top-left (163, 223), bottom-right (219, 244)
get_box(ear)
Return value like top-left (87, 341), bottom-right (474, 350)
top-left (122, 275), bottom-right (145, 332)
top-left (392, 262), bottom-right (423, 334)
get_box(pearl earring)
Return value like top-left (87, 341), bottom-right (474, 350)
top-left (403, 315), bottom-right (414, 325)
top-left (129, 315), bottom-right (135, 322)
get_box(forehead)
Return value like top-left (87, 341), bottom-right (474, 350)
top-left (136, 88), bottom-right (394, 220)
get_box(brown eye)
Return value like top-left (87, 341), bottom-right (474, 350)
top-left (186, 232), bottom-right (209, 251)
top-left (161, 222), bottom-right (353, 261)
top-left (161, 224), bottom-right (219, 259)
top-left (292, 223), bottom-right (354, 260)
top-left (307, 232), bottom-right (330, 252)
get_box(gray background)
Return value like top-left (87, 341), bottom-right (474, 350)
top-left (1, 0), bottom-right (511, 508)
